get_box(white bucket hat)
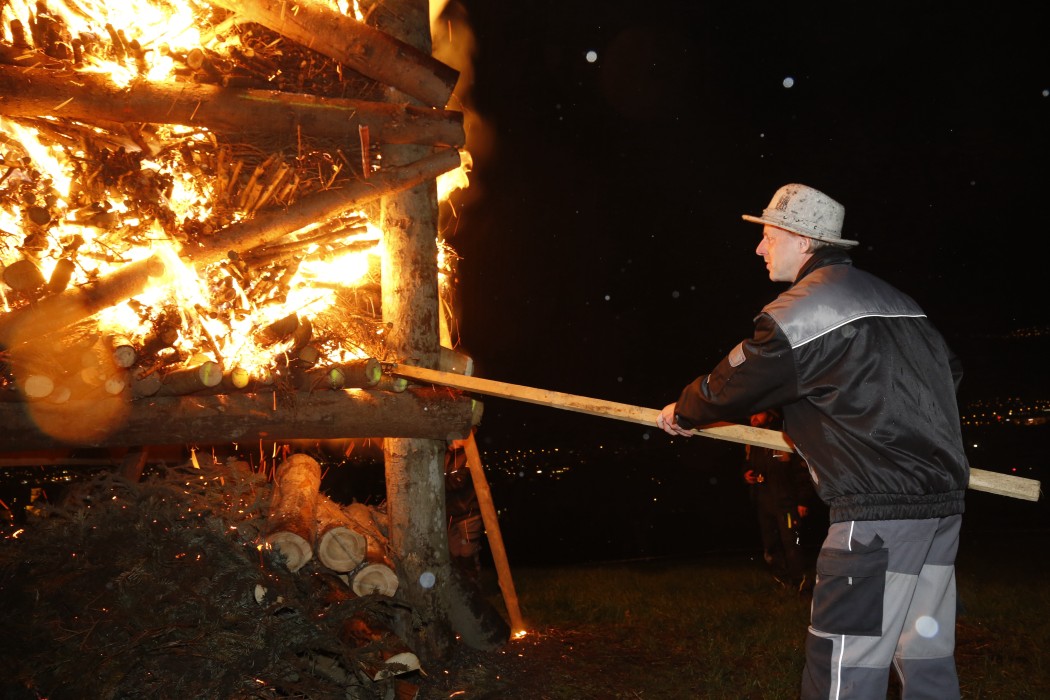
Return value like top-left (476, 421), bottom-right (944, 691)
top-left (742, 183), bottom-right (858, 247)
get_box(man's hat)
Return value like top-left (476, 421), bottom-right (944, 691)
top-left (742, 183), bottom-right (858, 247)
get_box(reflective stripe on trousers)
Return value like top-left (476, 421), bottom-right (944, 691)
top-left (801, 515), bottom-right (961, 700)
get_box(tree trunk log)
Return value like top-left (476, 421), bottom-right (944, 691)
top-left (371, 0), bottom-right (453, 663)
top-left (0, 386), bottom-right (480, 451)
top-left (0, 148), bottom-right (460, 349)
top-left (447, 565), bottom-right (510, 651)
top-left (208, 0), bottom-right (458, 109)
top-left (266, 453), bottom-right (322, 572)
top-left (0, 63), bottom-right (464, 146)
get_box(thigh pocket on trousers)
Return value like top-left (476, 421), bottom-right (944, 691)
top-left (812, 545), bottom-right (888, 637)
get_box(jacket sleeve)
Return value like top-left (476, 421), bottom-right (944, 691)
top-left (673, 313), bottom-right (800, 429)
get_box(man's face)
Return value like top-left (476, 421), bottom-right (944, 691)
top-left (755, 225), bottom-right (811, 282)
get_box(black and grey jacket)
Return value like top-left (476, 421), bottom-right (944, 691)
top-left (674, 249), bottom-right (969, 523)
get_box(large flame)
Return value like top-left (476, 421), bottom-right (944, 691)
top-left (0, 0), bottom-right (470, 398)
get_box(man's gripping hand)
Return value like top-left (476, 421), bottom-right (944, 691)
top-left (657, 403), bottom-right (695, 437)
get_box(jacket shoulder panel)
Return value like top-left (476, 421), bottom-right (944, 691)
top-left (762, 264), bottom-right (926, 349)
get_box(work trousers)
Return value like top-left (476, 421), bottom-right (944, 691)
top-left (801, 515), bottom-right (961, 700)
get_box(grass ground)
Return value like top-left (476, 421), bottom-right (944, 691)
top-left (420, 532), bottom-right (1050, 699)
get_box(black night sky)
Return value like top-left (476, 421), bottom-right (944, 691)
top-left (438, 2), bottom-right (1049, 449)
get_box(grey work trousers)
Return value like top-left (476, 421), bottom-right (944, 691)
top-left (801, 515), bottom-right (961, 700)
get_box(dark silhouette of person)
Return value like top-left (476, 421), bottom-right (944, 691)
top-left (743, 410), bottom-right (816, 593)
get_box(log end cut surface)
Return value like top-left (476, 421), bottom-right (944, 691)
top-left (266, 531), bottom-right (313, 572)
top-left (317, 526), bottom-right (367, 572)
top-left (351, 562), bottom-right (399, 597)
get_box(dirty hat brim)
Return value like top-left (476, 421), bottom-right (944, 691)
top-left (742, 213), bottom-right (860, 247)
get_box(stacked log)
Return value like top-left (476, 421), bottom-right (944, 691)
top-left (263, 453), bottom-right (507, 658)
top-left (263, 460), bottom-right (420, 685)
top-left (316, 495), bottom-right (399, 596)
top-left (265, 453), bottom-right (323, 572)
top-left (315, 495), bottom-right (368, 573)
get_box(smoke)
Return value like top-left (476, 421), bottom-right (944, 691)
top-left (430, 0), bottom-right (495, 200)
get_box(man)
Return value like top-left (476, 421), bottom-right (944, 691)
top-left (742, 409), bottom-right (816, 594)
top-left (657, 183), bottom-right (969, 699)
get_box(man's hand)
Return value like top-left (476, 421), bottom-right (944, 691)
top-left (657, 403), bottom-right (694, 437)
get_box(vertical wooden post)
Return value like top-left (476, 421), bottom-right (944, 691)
top-left (367, 0), bottom-right (453, 663)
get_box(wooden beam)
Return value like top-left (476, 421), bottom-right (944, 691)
top-left (0, 387), bottom-right (480, 452)
top-left (386, 363), bottom-right (1043, 502)
top-left (0, 64), bottom-right (465, 147)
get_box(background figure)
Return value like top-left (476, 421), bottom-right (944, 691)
top-left (743, 410), bottom-right (816, 593)
top-left (445, 438), bottom-right (484, 580)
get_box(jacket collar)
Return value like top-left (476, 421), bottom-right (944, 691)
top-left (794, 247), bottom-right (853, 284)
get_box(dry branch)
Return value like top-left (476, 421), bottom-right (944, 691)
top-left (208, 0), bottom-right (459, 108)
top-left (0, 63), bottom-right (465, 146)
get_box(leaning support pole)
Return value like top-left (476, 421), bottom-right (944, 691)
top-left (461, 432), bottom-right (526, 635)
top-left (385, 363), bottom-right (1043, 503)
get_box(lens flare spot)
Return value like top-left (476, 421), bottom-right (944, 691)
top-left (915, 615), bottom-right (939, 638)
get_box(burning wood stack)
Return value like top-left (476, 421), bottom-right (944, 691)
top-left (0, 0), bottom-right (476, 450)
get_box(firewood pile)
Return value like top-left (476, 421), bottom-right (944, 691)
top-left (0, 0), bottom-right (465, 417)
top-left (0, 452), bottom-right (439, 699)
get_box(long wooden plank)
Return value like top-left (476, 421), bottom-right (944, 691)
top-left (386, 363), bottom-right (1042, 502)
